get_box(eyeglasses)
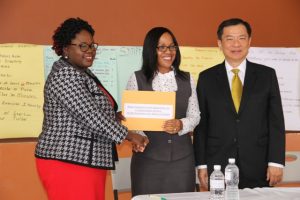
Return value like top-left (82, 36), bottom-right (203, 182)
top-left (157, 45), bottom-right (178, 52)
top-left (70, 43), bottom-right (98, 52)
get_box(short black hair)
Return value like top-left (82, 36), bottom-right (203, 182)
top-left (52, 17), bottom-right (95, 56)
top-left (217, 18), bottom-right (252, 40)
top-left (141, 27), bottom-right (187, 81)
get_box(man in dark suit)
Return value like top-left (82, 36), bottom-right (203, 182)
top-left (194, 18), bottom-right (285, 189)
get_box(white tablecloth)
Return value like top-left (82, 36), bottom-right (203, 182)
top-left (132, 187), bottom-right (300, 200)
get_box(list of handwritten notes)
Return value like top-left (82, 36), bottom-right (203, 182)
top-left (0, 44), bottom-right (44, 138)
top-left (180, 47), bottom-right (224, 82)
top-left (91, 46), bottom-right (119, 100)
top-left (248, 47), bottom-right (300, 131)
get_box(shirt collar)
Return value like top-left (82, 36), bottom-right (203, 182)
top-left (156, 66), bottom-right (175, 76)
top-left (225, 59), bottom-right (247, 74)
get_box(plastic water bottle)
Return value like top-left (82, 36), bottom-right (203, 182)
top-left (225, 158), bottom-right (239, 200)
top-left (210, 165), bottom-right (225, 200)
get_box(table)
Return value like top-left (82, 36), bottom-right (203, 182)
top-left (132, 187), bottom-right (300, 200)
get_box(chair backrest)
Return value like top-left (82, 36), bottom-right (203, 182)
top-left (282, 151), bottom-right (300, 183)
top-left (111, 157), bottom-right (132, 200)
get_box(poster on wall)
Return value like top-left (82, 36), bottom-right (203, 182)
top-left (0, 44), bottom-right (299, 138)
top-left (0, 44), bottom-right (44, 138)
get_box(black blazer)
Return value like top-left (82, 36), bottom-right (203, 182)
top-left (194, 60), bottom-right (285, 188)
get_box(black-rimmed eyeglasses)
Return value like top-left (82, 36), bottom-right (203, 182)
top-left (156, 45), bottom-right (178, 52)
top-left (71, 43), bottom-right (98, 52)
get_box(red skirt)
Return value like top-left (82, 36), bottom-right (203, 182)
top-left (36, 158), bottom-right (107, 200)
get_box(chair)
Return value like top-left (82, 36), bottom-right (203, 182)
top-left (282, 151), bottom-right (300, 183)
top-left (111, 157), bottom-right (132, 200)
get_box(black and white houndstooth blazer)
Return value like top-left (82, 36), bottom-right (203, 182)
top-left (35, 58), bottom-right (127, 169)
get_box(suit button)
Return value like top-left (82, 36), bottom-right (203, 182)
top-left (168, 139), bottom-right (172, 143)
top-left (233, 138), bottom-right (237, 143)
top-left (236, 119), bottom-right (240, 123)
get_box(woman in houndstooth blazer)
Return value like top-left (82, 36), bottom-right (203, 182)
top-left (35, 18), bottom-right (148, 200)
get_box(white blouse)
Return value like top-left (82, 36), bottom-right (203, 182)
top-left (126, 70), bottom-right (200, 136)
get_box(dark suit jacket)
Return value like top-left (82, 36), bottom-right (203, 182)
top-left (194, 60), bottom-right (285, 188)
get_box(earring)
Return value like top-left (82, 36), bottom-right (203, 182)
top-left (64, 55), bottom-right (68, 59)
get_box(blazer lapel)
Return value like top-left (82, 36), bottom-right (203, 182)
top-left (238, 60), bottom-right (257, 115)
top-left (216, 62), bottom-right (237, 114)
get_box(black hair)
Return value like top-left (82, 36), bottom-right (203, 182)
top-left (217, 18), bottom-right (252, 40)
top-left (52, 17), bottom-right (95, 56)
top-left (141, 27), bottom-right (187, 82)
